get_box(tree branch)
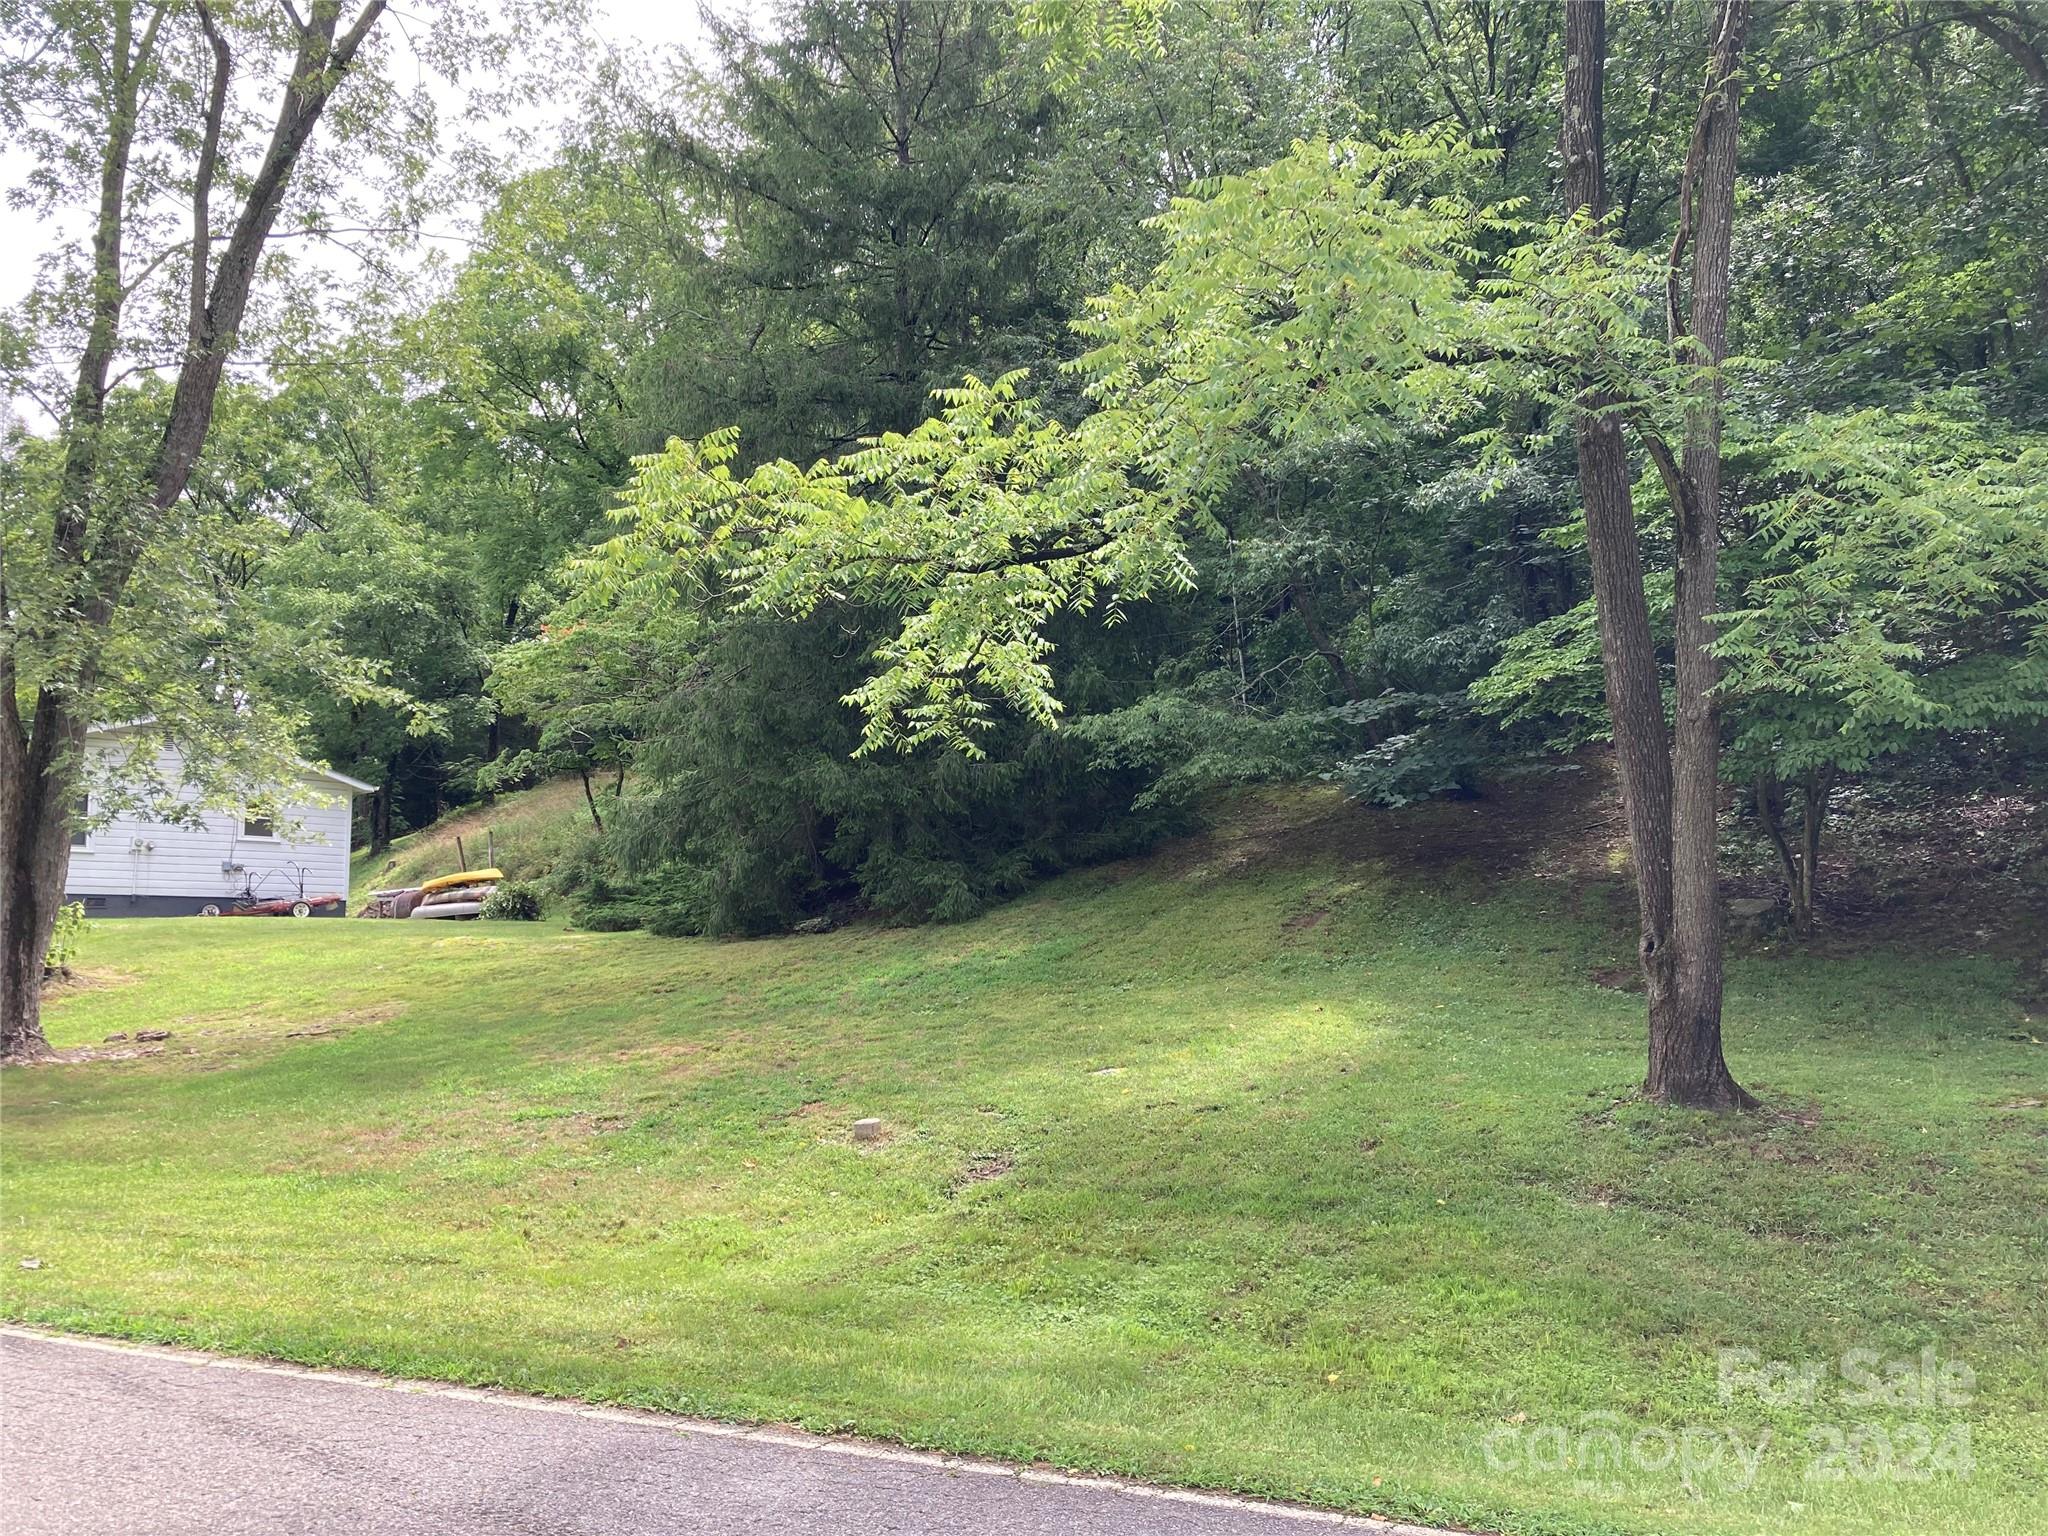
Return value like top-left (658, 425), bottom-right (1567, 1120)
top-left (189, 3), bottom-right (231, 353)
top-left (1959, 5), bottom-right (2048, 126)
top-left (145, 0), bottom-right (390, 524)
top-left (1634, 420), bottom-right (1698, 541)
top-left (1663, 0), bottom-right (1744, 346)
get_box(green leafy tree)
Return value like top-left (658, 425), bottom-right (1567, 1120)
top-left (201, 143), bottom-right (662, 848)
top-left (1477, 401), bottom-right (2048, 935)
top-left (508, 0), bottom-right (1192, 933)
top-left (1720, 404), bottom-right (2048, 931)
top-left (1, 0), bottom-right (570, 1058)
top-left (484, 579), bottom-right (692, 829)
top-left (602, 0), bottom-right (1777, 1112)
top-left (603, 132), bottom-right (1504, 734)
top-left (656, 0), bottom-right (1065, 457)
top-left (432, 156), bottom-right (658, 629)
top-left (3, 0), bottom-right (399, 1059)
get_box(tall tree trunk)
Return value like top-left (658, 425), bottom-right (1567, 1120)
top-left (1655, 0), bottom-right (1751, 1108)
top-left (886, 0), bottom-right (918, 433)
top-left (483, 714), bottom-right (501, 800)
top-left (1561, 0), bottom-right (1680, 1041)
top-left (0, 716), bottom-right (81, 1062)
top-left (1, 0), bottom-right (156, 1063)
top-left (1561, 0), bottom-right (1754, 1109)
top-left (369, 776), bottom-right (394, 856)
top-left (1799, 771), bottom-right (1831, 938)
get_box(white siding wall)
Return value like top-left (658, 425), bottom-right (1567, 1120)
top-left (67, 742), bottom-right (356, 907)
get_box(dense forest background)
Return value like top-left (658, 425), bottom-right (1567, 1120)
top-left (48, 0), bottom-right (2047, 938)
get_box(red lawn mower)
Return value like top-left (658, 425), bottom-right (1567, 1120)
top-left (199, 861), bottom-right (346, 918)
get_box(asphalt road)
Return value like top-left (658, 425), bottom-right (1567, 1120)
top-left (1, 1331), bottom-right (1436, 1535)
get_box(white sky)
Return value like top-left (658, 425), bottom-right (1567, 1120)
top-left (0, 1), bottom-right (720, 327)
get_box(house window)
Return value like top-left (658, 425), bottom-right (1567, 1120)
top-left (70, 794), bottom-right (91, 850)
top-left (242, 810), bottom-right (277, 840)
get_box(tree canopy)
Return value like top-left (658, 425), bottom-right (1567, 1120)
top-left (9, 0), bottom-right (2046, 1075)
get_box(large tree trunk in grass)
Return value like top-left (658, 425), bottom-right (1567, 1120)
top-left (1560, 0), bottom-right (1754, 1109)
top-left (0, 710), bottom-right (84, 1063)
top-left (1561, 0), bottom-right (1681, 1057)
top-left (1659, 0), bottom-right (1752, 1107)
top-left (0, 0), bottom-right (149, 1063)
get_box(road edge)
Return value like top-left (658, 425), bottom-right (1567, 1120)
top-left (1, 1325), bottom-right (1466, 1535)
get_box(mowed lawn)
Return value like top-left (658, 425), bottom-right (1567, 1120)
top-left (4, 793), bottom-right (2043, 1536)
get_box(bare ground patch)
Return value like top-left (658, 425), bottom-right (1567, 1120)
top-left (948, 1151), bottom-right (1016, 1194)
top-left (39, 966), bottom-right (142, 996)
top-left (34, 1042), bottom-right (168, 1066)
top-left (1722, 784), bottom-right (2047, 966)
top-left (1108, 761), bottom-right (2043, 996)
top-left (602, 1031), bottom-right (756, 1082)
top-left (20, 1002), bottom-right (406, 1069)
top-left (176, 1001), bottom-right (406, 1044)
top-left (1110, 755), bottom-right (1631, 896)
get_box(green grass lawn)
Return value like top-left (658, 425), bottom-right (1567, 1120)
top-left (6, 789), bottom-right (2044, 1536)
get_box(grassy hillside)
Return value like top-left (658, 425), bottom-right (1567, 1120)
top-left (9, 786), bottom-right (2045, 1536)
top-left (349, 776), bottom-right (608, 905)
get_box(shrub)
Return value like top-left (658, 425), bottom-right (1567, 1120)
top-left (573, 901), bottom-right (648, 932)
top-left (42, 901), bottom-right (88, 979)
top-left (573, 865), bottom-right (703, 936)
top-left (480, 880), bottom-right (545, 921)
top-left (1328, 694), bottom-right (1497, 807)
top-left (559, 854), bottom-right (653, 932)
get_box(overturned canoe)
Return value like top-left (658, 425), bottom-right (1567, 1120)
top-left (409, 900), bottom-right (484, 920)
top-left (422, 883), bottom-right (495, 906)
top-left (420, 867), bottom-right (503, 895)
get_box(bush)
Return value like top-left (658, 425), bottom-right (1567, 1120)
top-left (606, 613), bottom-right (1177, 938)
top-left (1328, 694), bottom-right (1497, 807)
top-left (42, 901), bottom-right (88, 979)
top-left (557, 851), bottom-right (656, 932)
top-left (480, 880), bottom-right (545, 921)
top-left (573, 901), bottom-right (648, 932)
top-left (573, 865), bottom-right (704, 936)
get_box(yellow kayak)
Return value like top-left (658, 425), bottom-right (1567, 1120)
top-left (420, 867), bottom-right (502, 894)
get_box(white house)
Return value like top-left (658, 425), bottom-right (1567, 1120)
top-left (66, 726), bottom-right (376, 917)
